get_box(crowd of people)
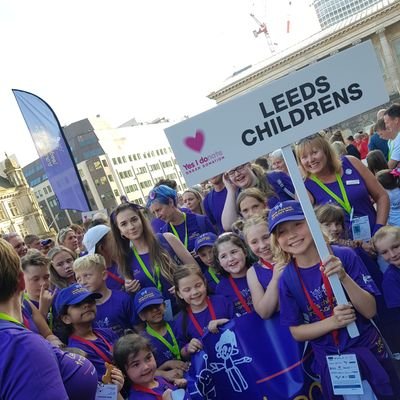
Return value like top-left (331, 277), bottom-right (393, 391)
top-left (1, 104), bottom-right (400, 399)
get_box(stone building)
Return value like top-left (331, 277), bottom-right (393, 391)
top-left (0, 155), bottom-right (51, 237)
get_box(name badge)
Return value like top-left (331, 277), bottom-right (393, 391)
top-left (96, 383), bottom-right (118, 400)
top-left (326, 354), bottom-right (363, 395)
top-left (351, 215), bottom-right (371, 241)
top-left (346, 179), bottom-right (360, 185)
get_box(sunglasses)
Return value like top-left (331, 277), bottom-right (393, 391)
top-left (227, 163), bottom-right (248, 178)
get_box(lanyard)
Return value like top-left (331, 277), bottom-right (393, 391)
top-left (208, 267), bottom-right (220, 284)
top-left (70, 331), bottom-right (113, 363)
top-left (293, 260), bottom-right (339, 347)
top-left (187, 297), bottom-right (217, 336)
top-left (107, 270), bottom-right (124, 285)
top-left (228, 276), bottom-right (252, 314)
top-left (146, 323), bottom-right (181, 360)
top-left (169, 213), bottom-right (188, 248)
top-left (132, 246), bottom-right (162, 291)
top-left (260, 259), bottom-right (274, 270)
top-left (311, 173), bottom-right (352, 214)
top-left (132, 383), bottom-right (163, 400)
top-left (0, 312), bottom-right (25, 328)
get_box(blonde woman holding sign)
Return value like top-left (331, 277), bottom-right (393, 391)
top-left (296, 134), bottom-right (389, 240)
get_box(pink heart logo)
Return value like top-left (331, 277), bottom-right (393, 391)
top-left (184, 130), bottom-right (205, 153)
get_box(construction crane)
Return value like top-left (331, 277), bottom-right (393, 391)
top-left (250, 13), bottom-right (278, 54)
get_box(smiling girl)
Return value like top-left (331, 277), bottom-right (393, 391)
top-left (173, 264), bottom-right (233, 359)
top-left (243, 213), bottom-right (284, 319)
top-left (214, 233), bottom-right (254, 316)
top-left (270, 200), bottom-right (397, 399)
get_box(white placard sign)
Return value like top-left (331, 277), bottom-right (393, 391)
top-left (165, 40), bottom-right (388, 186)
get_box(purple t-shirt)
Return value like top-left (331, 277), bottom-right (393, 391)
top-left (203, 187), bottom-right (227, 234)
top-left (252, 262), bottom-right (274, 290)
top-left (304, 157), bottom-right (377, 238)
top-left (215, 276), bottom-right (253, 316)
top-left (0, 322), bottom-right (69, 400)
top-left (279, 246), bottom-right (393, 398)
top-left (21, 299), bottom-right (40, 334)
top-left (174, 295), bottom-right (234, 343)
top-left (128, 376), bottom-right (191, 400)
top-left (67, 327), bottom-right (118, 380)
top-left (141, 321), bottom-right (182, 367)
top-left (53, 347), bottom-right (98, 400)
top-left (382, 264), bottom-right (400, 309)
top-left (94, 290), bottom-right (136, 337)
top-left (265, 171), bottom-right (295, 208)
top-left (106, 263), bottom-right (124, 291)
top-left (160, 212), bottom-right (216, 253)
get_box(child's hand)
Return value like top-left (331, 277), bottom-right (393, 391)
top-left (271, 263), bottom-right (285, 281)
top-left (111, 367), bottom-right (125, 392)
top-left (222, 172), bottom-right (237, 192)
top-left (320, 255), bottom-right (346, 281)
top-left (208, 318), bottom-right (229, 334)
top-left (39, 284), bottom-right (55, 314)
top-left (124, 279), bottom-right (141, 293)
top-left (173, 378), bottom-right (188, 388)
top-left (187, 338), bottom-right (202, 353)
top-left (362, 242), bottom-right (376, 257)
top-left (163, 368), bottom-right (184, 382)
top-left (164, 360), bottom-right (190, 371)
top-left (331, 304), bottom-right (356, 329)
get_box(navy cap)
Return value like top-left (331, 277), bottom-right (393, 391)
top-left (194, 232), bottom-right (218, 253)
top-left (268, 200), bottom-right (305, 232)
top-left (134, 287), bottom-right (164, 314)
top-left (54, 283), bottom-right (102, 315)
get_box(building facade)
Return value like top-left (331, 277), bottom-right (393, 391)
top-left (313, 0), bottom-right (384, 29)
top-left (208, 0), bottom-right (400, 134)
top-left (23, 117), bottom-right (187, 231)
top-left (0, 155), bottom-right (51, 237)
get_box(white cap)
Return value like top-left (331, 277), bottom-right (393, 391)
top-left (82, 225), bottom-right (111, 255)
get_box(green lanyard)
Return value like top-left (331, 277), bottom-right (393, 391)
top-left (132, 246), bottom-right (162, 291)
top-left (311, 173), bottom-right (352, 214)
top-left (0, 312), bottom-right (25, 328)
top-left (169, 213), bottom-right (188, 249)
top-left (208, 267), bottom-right (220, 284)
top-left (388, 140), bottom-right (393, 160)
top-left (146, 323), bottom-right (181, 360)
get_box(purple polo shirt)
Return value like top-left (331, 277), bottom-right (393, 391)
top-left (128, 376), bottom-right (191, 399)
top-left (203, 187), bottom-right (227, 234)
top-left (0, 322), bottom-right (69, 399)
top-left (174, 295), bottom-right (234, 343)
top-left (21, 299), bottom-right (39, 334)
top-left (94, 290), bottom-right (137, 337)
top-left (160, 212), bottom-right (216, 253)
top-left (382, 265), bottom-right (400, 309)
top-left (265, 171), bottom-right (295, 207)
top-left (304, 157), bottom-right (377, 238)
top-left (215, 276), bottom-right (254, 316)
top-left (106, 263), bottom-right (124, 291)
top-left (252, 262), bottom-right (274, 290)
top-left (67, 327), bottom-right (118, 380)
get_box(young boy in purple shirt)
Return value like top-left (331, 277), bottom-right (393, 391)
top-left (73, 254), bottom-right (137, 337)
top-left (134, 287), bottom-right (189, 386)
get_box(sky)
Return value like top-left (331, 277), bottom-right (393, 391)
top-left (0, 0), bottom-right (320, 167)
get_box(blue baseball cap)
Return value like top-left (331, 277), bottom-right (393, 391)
top-left (268, 200), bottom-right (305, 232)
top-left (194, 232), bottom-right (218, 253)
top-left (134, 287), bottom-right (164, 314)
top-left (54, 284), bottom-right (102, 315)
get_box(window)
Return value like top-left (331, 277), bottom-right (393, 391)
top-left (114, 189), bottom-right (120, 197)
top-left (9, 201), bottom-right (19, 217)
top-left (117, 157), bottom-right (122, 164)
top-left (93, 161), bottom-right (102, 170)
top-left (112, 158), bottom-right (117, 165)
top-left (108, 174), bottom-right (114, 182)
top-left (133, 154), bottom-right (137, 161)
top-left (122, 156), bottom-right (127, 163)
top-left (393, 37), bottom-right (400, 64)
top-left (0, 206), bottom-right (6, 220)
top-left (100, 176), bottom-right (107, 185)
top-left (48, 186), bottom-right (52, 193)
top-left (128, 155), bottom-right (132, 161)
top-left (102, 159), bottom-right (108, 167)
top-left (43, 187), bottom-right (48, 194)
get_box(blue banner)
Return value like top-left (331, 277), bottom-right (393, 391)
top-left (186, 313), bottom-right (323, 400)
top-left (13, 89), bottom-right (90, 212)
